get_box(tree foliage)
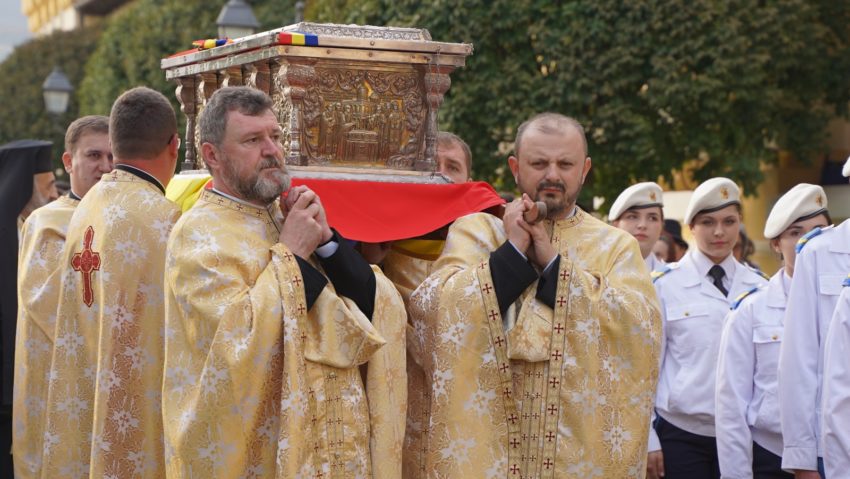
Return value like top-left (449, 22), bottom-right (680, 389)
top-left (78, 0), bottom-right (296, 116)
top-left (309, 0), bottom-right (850, 206)
top-left (0, 28), bottom-right (101, 169)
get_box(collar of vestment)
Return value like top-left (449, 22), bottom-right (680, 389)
top-left (204, 188), bottom-right (281, 231)
top-left (692, 248), bottom-right (736, 281)
top-left (114, 163), bottom-right (165, 194)
top-left (68, 190), bottom-right (81, 201)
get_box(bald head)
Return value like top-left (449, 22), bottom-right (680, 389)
top-left (514, 113), bottom-right (588, 158)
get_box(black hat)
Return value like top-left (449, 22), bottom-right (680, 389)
top-left (664, 219), bottom-right (689, 249)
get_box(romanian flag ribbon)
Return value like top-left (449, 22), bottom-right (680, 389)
top-left (192, 38), bottom-right (234, 50)
top-left (278, 32), bottom-right (319, 46)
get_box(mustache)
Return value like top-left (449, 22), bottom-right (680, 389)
top-left (537, 181), bottom-right (565, 192)
top-left (258, 156), bottom-right (285, 171)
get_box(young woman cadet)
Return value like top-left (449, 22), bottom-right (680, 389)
top-left (647, 177), bottom-right (768, 479)
top-left (716, 184), bottom-right (830, 479)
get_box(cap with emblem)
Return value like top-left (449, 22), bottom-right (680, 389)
top-left (843, 155), bottom-right (850, 178)
top-left (763, 183), bottom-right (828, 239)
top-left (683, 177), bottom-right (740, 225)
top-left (609, 182), bottom-right (664, 221)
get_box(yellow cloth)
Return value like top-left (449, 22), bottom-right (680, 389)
top-left (13, 196), bottom-right (78, 478)
top-left (382, 249), bottom-right (435, 477)
top-left (164, 173), bottom-right (210, 212)
top-left (162, 189), bottom-right (403, 478)
top-left (366, 265), bottom-right (408, 479)
top-left (409, 211), bottom-right (662, 478)
top-left (42, 169), bottom-right (181, 478)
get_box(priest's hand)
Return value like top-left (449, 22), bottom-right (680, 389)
top-left (280, 189), bottom-right (324, 258)
top-left (504, 198), bottom-right (532, 254)
top-left (517, 194), bottom-right (557, 269)
top-left (285, 185), bottom-right (332, 244)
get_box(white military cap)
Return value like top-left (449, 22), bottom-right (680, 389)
top-left (843, 155), bottom-right (850, 177)
top-left (683, 177), bottom-right (740, 225)
top-left (764, 183), bottom-right (828, 239)
top-left (609, 182), bottom-right (664, 221)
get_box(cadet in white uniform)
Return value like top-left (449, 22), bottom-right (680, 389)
top-left (716, 184), bottom-right (830, 479)
top-left (778, 160), bottom-right (850, 478)
top-left (609, 181), bottom-right (665, 272)
top-left (822, 273), bottom-right (850, 478)
top-left (648, 178), bottom-right (768, 479)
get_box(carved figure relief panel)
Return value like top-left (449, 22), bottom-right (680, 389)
top-left (296, 62), bottom-right (427, 169)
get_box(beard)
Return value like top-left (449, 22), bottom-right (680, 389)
top-left (528, 179), bottom-right (579, 219)
top-left (221, 153), bottom-right (291, 205)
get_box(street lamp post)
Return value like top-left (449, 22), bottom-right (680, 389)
top-left (295, 1), bottom-right (304, 23)
top-left (42, 66), bottom-right (73, 116)
top-left (216, 0), bottom-right (260, 39)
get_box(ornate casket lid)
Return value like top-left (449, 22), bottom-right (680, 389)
top-left (161, 22), bottom-right (473, 73)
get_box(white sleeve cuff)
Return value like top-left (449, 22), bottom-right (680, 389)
top-left (315, 240), bottom-right (339, 258)
top-left (508, 240), bottom-right (528, 261)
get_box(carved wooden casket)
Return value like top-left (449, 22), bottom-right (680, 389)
top-left (161, 23), bottom-right (472, 183)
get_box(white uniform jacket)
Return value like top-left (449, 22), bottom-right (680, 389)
top-left (649, 250), bottom-right (767, 450)
top-left (779, 220), bottom-right (850, 471)
top-left (716, 271), bottom-right (789, 478)
top-left (821, 276), bottom-right (850, 478)
top-left (646, 252), bottom-right (664, 273)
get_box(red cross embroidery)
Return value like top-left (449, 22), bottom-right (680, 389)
top-left (546, 431), bottom-right (556, 442)
top-left (494, 336), bottom-right (505, 347)
top-left (71, 226), bottom-right (101, 307)
top-left (488, 310), bottom-right (499, 322)
top-left (556, 296), bottom-right (567, 307)
top-left (482, 283), bottom-right (493, 294)
top-left (560, 270), bottom-right (570, 281)
top-left (554, 322), bottom-right (564, 334)
top-left (551, 350), bottom-right (562, 361)
top-left (499, 362), bottom-right (510, 373)
top-left (547, 403), bottom-right (558, 415)
top-left (543, 457), bottom-right (554, 469)
top-left (549, 377), bottom-right (560, 388)
top-left (507, 413), bottom-right (518, 424)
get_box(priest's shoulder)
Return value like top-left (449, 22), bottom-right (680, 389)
top-left (448, 212), bottom-right (504, 236)
top-left (21, 196), bottom-right (77, 233)
top-left (795, 224), bottom-right (834, 254)
top-left (651, 262), bottom-right (681, 283)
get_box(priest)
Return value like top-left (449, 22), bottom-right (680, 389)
top-left (162, 86), bottom-right (403, 478)
top-left (409, 112), bottom-right (661, 477)
top-left (13, 115), bottom-right (111, 478)
top-left (41, 88), bottom-right (181, 478)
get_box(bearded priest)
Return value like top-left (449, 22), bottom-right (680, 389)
top-left (409, 112), bottom-right (661, 478)
top-left (162, 86), bottom-right (404, 478)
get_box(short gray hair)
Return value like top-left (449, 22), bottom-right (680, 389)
top-left (199, 86), bottom-right (275, 147)
top-left (514, 112), bottom-right (588, 158)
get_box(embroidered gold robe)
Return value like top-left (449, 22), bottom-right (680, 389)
top-left (13, 196), bottom-right (78, 478)
top-left (41, 169), bottom-right (180, 478)
top-left (409, 211), bottom-right (661, 478)
top-left (162, 189), bottom-right (405, 478)
top-left (383, 247), bottom-right (437, 478)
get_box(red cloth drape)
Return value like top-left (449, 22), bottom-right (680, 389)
top-left (289, 178), bottom-right (505, 242)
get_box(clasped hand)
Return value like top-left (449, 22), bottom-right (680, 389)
top-left (279, 185), bottom-right (333, 259)
top-left (504, 193), bottom-right (557, 269)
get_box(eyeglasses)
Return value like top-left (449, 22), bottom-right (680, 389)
top-left (167, 133), bottom-right (181, 150)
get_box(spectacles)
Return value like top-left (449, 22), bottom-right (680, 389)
top-left (167, 133), bottom-right (181, 150)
